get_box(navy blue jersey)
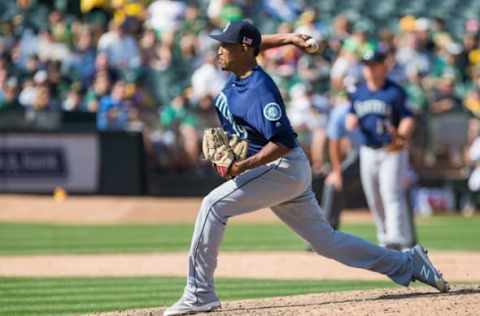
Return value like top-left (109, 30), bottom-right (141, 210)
top-left (349, 79), bottom-right (413, 148)
top-left (214, 66), bottom-right (298, 156)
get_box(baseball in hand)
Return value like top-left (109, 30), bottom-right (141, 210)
top-left (305, 38), bottom-right (319, 54)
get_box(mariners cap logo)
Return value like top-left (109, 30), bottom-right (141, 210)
top-left (263, 103), bottom-right (282, 121)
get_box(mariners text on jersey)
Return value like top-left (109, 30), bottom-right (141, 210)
top-left (353, 99), bottom-right (392, 118)
top-left (349, 79), bottom-right (413, 148)
top-left (213, 66), bottom-right (298, 156)
top-left (214, 92), bottom-right (248, 139)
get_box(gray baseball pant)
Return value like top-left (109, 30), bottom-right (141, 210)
top-left (359, 146), bottom-right (415, 248)
top-left (183, 147), bottom-right (413, 304)
top-left (321, 149), bottom-right (360, 229)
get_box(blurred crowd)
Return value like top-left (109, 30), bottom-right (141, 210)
top-left (2, 0), bottom-right (480, 173)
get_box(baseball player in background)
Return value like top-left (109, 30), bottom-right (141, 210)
top-left (346, 47), bottom-right (416, 250)
top-left (320, 96), bottom-right (364, 230)
top-left (164, 21), bottom-right (448, 316)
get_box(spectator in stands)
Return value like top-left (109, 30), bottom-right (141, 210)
top-left (263, 22), bottom-right (302, 90)
top-left (288, 83), bottom-right (330, 173)
top-left (396, 31), bottom-right (431, 78)
top-left (330, 15), bottom-right (351, 44)
top-left (261, 0), bottom-right (301, 23)
top-left (386, 47), bottom-right (407, 85)
top-left (0, 77), bottom-right (20, 109)
top-left (297, 45), bottom-right (331, 92)
top-left (176, 32), bottom-right (202, 89)
top-left (48, 10), bottom-right (73, 46)
top-left (69, 27), bottom-right (97, 88)
top-left (413, 17), bottom-right (433, 53)
top-left (404, 67), bottom-right (429, 166)
top-left (139, 28), bottom-right (157, 67)
top-left (19, 69), bottom-right (58, 111)
top-left (190, 50), bottom-right (227, 103)
top-left (430, 73), bottom-right (463, 115)
top-left (97, 20), bottom-right (140, 74)
top-left (33, 84), bottom-right (54, 111)
top-left (208, 0), bottom-right (244, 26)
top-left (294, 8), bottom-right (323, 41)
top-left (37, 29), bottom-right (71, 63)
top-left (147, 0), bottom-right (187, 34)
top-left (97, 80), bottom-right (130, 130)
top-left (46, 60), bottom-right (69, 105)
top-left (18, 77), bottom-right (36, 109)
top-left (458, 33), bottom-right (478, 83)
top-left (62, 83), bottom-right (83, 112)
top-left (83, 72), bottom-right (111, 113)
top-left (159, 94), bottom-right (200, 169)
top-left (189, 50), bottom-right (223, 132)
top-left (466, 90), bottom-right (480, 118)
top-left (16, 53), bottom-right (37, 78)
top-left (330, 39), bottom-right (362, 92)
top-left (181, 4), bottom-right (206, 36)
top-left (428, 73), bottom-right (466, 167)
top-left (147, 35), bottom-right (178, 105)
top-left (94, 52), bottom-right (117, 82)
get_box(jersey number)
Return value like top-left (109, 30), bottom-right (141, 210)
top-left (376, 120), bottom-right (385, 135)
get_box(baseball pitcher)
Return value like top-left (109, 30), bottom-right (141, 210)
top-left (164, 21), bottom-right (448, 316)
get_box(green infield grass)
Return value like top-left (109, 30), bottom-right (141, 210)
top-left (0, 216), bottom-right (478, 255)
top-left (0, 277), bottom-right (396, 316)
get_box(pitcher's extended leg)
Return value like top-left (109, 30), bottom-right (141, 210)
top-left (272, 188), bottom-right (413, 286)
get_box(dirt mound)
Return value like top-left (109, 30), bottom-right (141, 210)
top-left (88, 285), bottom-right (479, 316)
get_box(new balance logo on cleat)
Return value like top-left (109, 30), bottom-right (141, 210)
top-left (420, 265), bottom-right (430, 280)
top-left (411, 245), bottom-right (450, 293)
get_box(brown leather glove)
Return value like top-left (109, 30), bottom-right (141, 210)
top-left (202, 128), bottom-right (248, 178)
top-left (386, 134), bottom-right (407, 152)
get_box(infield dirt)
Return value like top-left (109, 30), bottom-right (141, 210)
top-left (89, 286), bottom-right (479, 316)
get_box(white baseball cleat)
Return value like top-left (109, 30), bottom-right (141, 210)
top-left (163, 299), bottom-right (221, 316)
top-left (410, 244), bottom-right (450, 293)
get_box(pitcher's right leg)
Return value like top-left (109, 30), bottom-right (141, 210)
top-left (167, 154), bottom-right (309, 315)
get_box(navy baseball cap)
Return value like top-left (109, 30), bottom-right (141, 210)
top-left (209, 20), bottom-right (262, 50)
top-left (361, 47), bottom-right (387, 64)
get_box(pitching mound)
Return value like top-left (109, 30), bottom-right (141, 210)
top-left (89, 285), bottom-right (479, 316)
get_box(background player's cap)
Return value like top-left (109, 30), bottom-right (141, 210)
top-left (209, 20), bottom-right (262, 49)
top-left (361, 47), bottom-right (387, 64)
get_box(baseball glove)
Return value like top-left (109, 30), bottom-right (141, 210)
top-left (202, 128), bottom-right (248, 178)
top-left (386, 134), bottom-right (407, 152)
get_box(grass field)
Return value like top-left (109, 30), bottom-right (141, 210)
top-left (0, 277), bottom-right (396, 316)
top-left (0, 216), bottom-right (478, 255)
